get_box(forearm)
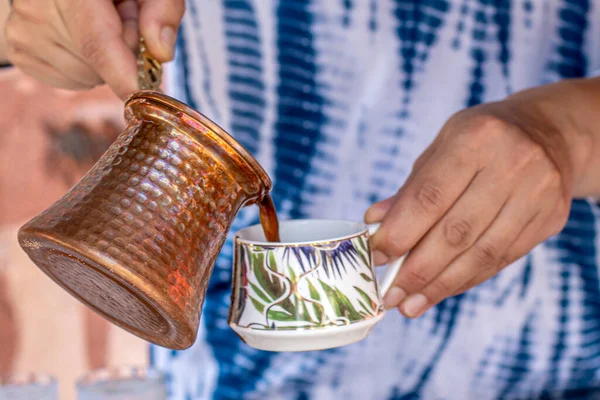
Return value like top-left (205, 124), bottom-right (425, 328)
top-left (506, 77), bottom-right (600, 198)
top-left (0, 0), bottom-right (10, 64)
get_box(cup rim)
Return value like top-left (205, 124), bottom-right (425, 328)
top-left (234, 219), bottom-right (370, 247)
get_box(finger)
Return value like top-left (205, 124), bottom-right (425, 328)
top-left (138, 0), bottom-right (185, 62)
top-left (365, 145), bottom-right (438, 224)
top-left (398, 156), bottom-right (562, 317)
top-left (451, 215), bottom-right (544, 296)
top-left (58, 0), bottom-right (138, 99)
top-left (398, 200), bottom-right (537, 317)
top-left (454, 173), bottom-right (568, 296)
top-left (365, 195), bottom-right (397, 225)
top-left (371, 144), bottom-right (483, 263)
top-left (383, 167), bottom-right (512, 307)
top-left (52, 0), bottom-right (138, 76)
top-left (10, 0), bottom-right (86, 71)
top-left (51, 44), bottom-right (105, 86)
top-left (116, 0), bottom-right (140, 51)
top-left (452, 202), bottom-right (560, 296)
top-left (5, 14), bottom-right (102, 86)
top-left (7, 46), bottom-right (92, 90)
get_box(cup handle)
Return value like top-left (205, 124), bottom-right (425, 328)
top-left (367, 223), bottom-right (405, 297)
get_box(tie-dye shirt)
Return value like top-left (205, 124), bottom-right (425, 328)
top-left (152, 1), bottom-right (600, 399)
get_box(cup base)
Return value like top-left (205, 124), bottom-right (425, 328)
top-left (230, 313), bottom-right (384, 352)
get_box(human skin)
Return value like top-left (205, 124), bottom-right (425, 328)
top-left (5, 0), bottom-right (600, 320)
top-left (3, 0), bottom-right (184, 98)
top-left (0, 0), bottom-right (9, 64)
top-left (366, 78), bottom-right (600, 318)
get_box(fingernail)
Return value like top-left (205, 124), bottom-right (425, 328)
top-left (401, 294), bottom-right (428, 317)
top-left (383, 287), bottom-right (407, 309)
top-left (160, 26), bottom-right (177, 58)
top-left (373, 250), bottom-right (390, 266)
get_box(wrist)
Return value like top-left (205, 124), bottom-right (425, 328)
top-left (504, 79), bottom-right (596, 197)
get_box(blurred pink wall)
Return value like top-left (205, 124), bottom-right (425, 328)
top-left (0, 68), bottom-right (148, 400)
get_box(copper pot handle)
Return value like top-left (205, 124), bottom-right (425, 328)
top-left (137, 37), bottom-right (162, 91)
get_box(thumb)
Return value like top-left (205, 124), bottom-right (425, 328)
top-left (60, 0), bottom-right (139, 100)
top-left (364, 197), bottom-right (395, 224)
top-left (365, 189), bottom-right (404, 224)
top-left (138, 0), bottom-right (185, 63)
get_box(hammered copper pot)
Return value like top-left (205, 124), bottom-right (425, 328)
top-left (18, 91), bottom-right (272, 350)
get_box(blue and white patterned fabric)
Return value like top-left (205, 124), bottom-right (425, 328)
top-left (152, 1), bottom-right (600, 399)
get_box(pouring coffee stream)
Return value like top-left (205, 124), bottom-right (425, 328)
top-left (17, 39), bottom-right (280, 349)
top-left (138, 37), bottom-right (280, 243)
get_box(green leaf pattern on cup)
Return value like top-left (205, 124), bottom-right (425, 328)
top-left (237, 235), bottom-right (383, 330)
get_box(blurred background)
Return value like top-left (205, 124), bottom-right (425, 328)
top-left (0, 68), bottom-right (148, 399)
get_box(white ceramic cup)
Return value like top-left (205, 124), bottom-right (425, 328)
top-left (228, 219), bottom-right (404, 352)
